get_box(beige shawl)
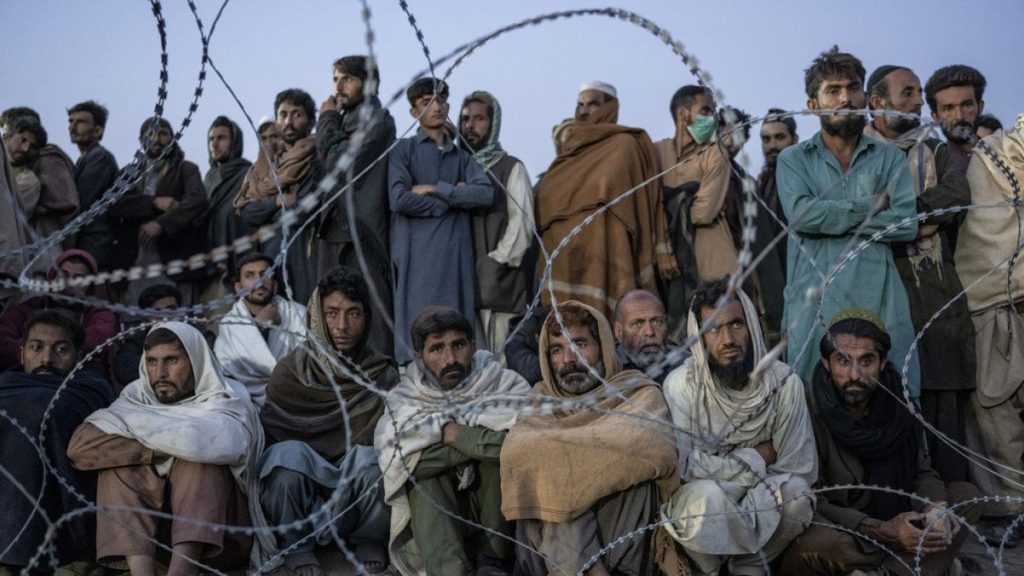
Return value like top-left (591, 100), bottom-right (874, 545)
top-left (233, 136), bottom-right (316, 208)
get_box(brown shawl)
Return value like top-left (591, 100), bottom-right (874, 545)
top-left (535, 101), bottom-right (678, 319)
top-left (500, 301), bottom-right (679, 523)
top-left (233, 136), bottom-right (316, 208)
top-left (260, 285), bottom-right (398, 461)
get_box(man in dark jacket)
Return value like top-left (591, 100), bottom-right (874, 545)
top-left (201, 115), bottom-right (252, 303)
top-left (110, 116), bottom-right (209, 306)
top-left (68, 100), bottom-right (122, 271)
top-left (316, 56), bottom-right (396, 354)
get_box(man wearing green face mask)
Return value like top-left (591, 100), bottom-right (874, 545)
top-left (654, 86), bottom-right (738, 335)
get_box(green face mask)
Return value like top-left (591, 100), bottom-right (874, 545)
top-left (686, 113), bottom-right (717, 145)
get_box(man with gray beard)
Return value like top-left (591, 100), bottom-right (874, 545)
top-left (613, 289), bottom-right (686, 384)
top-left (863, 65), bottom-right (975, 483)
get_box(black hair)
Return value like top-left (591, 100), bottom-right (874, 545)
top-left (804, 46), bottom-right (865, 99)
top-left (0, 106), bottom-right (40, 130)
top-left (10, 117), bottom-right (47, 147)
top-left (545, 302), bottom-right (601, 343)
top-left (138, 283), bottom-right (181, 309)
top-left (274, 88), bottom-right (316, 121)
top-left (138, 116), bottom-right (172, 139)
top-left (333, 55), bottom-right (380, 94)
top-left (411, 306), bottom-right (473, 353)
top-left (68, 100), bottom-right (109, 129)
top-left (406, 77), bottom-right (449, 107)
top-left (233, 251), bottom-right (275, 284)
top-left (722, 106), bottom-right (751, 140)
top-left (819, 318), bottom-right (892, 361)
top-left (764, 108), bottom-right (798, 138)
top-left (924, 65), bottom-right (986, 112)
top-left (690, 277), bottom-right (732, 323)
top-left (669, 85), bottom-right (713, 121)
top-left (21, 309), bottom-right (85, 353)
top-left (144, 327), bottom-right (184, 351)
top-left (976, 114), bottom-right (1003, 133)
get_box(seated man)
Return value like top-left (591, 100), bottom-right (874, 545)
top-left (780, 310), bottom-right (982, 576)
top-left (214, 252), bottom-right (306, 408)
top-left (661, 279), bottom-right (816, 576)
top-left (254, 267), bottom-right (400, 576)
top-left (502, 301), bottom-right (679, 576)
top-left (0, 310), bottom-right (113, 573)
top-left (375, 306), bottom-right (530, 576)
top-left (613, 289), bottom-right (688, 384)
top-left (0, 248), bottom-right (117, 370)
top-left (68, 322), bottom-right (262, 575)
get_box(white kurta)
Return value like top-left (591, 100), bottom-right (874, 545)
top-left (214, 295), bottom-right (307, 408)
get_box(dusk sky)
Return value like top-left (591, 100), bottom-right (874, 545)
top-left (3, 1), bottom-right (1021, 180)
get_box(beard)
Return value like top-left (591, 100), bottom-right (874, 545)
top-left (31, 363), bottom-right (68, 377)
top-left (245, 288), bottom-right (274, 307)
top-left (555, 360), bottom-right (604, 395)
top-left (152, 377), bottom-right (196, 404)
top-left (437, 361), bottom-right (469, 390)
top-left (838, 379), bottom-right (872, 407)
top-left (885, 112), bottom-right (921, 135)
top-left (624, 344), bottom-right (666, 371)
top-left (821, 110), bottom-right (866, 139)
top-left (943, 120), bottom-right (976, 143)
top-left (707, 344), bottom-right (754, 390)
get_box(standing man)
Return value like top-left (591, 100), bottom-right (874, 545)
top-left (110, 116), bottom-right (209, 306)
top-left (202, 115), bottom-right (252, 302)
top-left (214, 252), bottom-right (306, 409)
top-left (375, 306), bottom-right (530, 576)
top-left (536, 81), bottom-right (677, 324)
top-left (864, 64), bottom-right (975, 482)
top-left (925, 65), bottom-right (987, 172)
top-left (661, 280), bottom-right (816, 576)
top-left (235, 89), bottom-right (321, 304)
top-left (316, 56), bottom-right (397, 355)
top-left (68, 100), bottom-right (121, 271)
top-left (777, 47), bottom-right (920, 398)
top-left (757, 108), bottom-right (799, 261)
top-left (955, 115), bottom-right (1024, 544)
top-left (68, 322), bottom-right (261, 574)
top-left (388, 78), bottom-right (493, 364)
top-left (459, 90), bottom-right (536, 354)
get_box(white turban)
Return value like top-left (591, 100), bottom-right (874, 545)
top-left (579, 81), bottom-right (617, 99)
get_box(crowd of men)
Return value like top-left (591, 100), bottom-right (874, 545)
top-left (1, 45), bottom-right (1022, 576)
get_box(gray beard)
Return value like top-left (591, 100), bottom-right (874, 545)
top-left (555, 360), bottom-right (605, 395)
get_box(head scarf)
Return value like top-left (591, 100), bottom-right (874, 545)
top-left (459, 90), bottom-right (506, 169)
top-left (85, 322), bottom-right (263, 486)
top-left (536, 300), bottom-right (621, 397)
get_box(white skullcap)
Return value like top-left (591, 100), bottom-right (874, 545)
top-left (257, 115), bottom-right (275, 130)
top-left (579, 81), bottom-right (617, 99)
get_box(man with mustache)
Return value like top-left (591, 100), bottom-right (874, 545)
top-left (502, 301), bottom-right (679, 576)
top-left (924, 65), bottom-right (987, 172)
top-left (661, 279), bottom-right (816, 576)
top-left (613, 289), bottom-right (685, 384)
top-left (315, 56), bottom-right (397, 356)
top-left (69, 322), bottom-right (261, 575)
top-left (459, 90), bottom-right (537, 356)
top-left (0, 310), bottom-right (113, 573)
top-left (388, 78), bottom-right (494, 364)
top-left (777, 46), bottom-right (921, 401)
top-left (375, 306), bottom-right (530, 575)
top-left (235, 89), bottom-right (321, 304)
top-left (780, 309), bottom-right (982, 575)
top-left (214, 252), bottom-right (307, 409)
top-left (863, 65), bottom-right (976, 484)
top-left (757, 108), bottom-right (798, 247)
top-left (255, 267), bottom-right (399, 576)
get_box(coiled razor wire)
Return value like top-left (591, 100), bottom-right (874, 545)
top-left (2, 2), bottom-right (1023, 575)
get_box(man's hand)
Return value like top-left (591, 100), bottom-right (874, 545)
top-left (916, 223), bottom-right (939, 240)
top-left (320, 94), bottom-right (340, 115)
top-left (870, 511), bottom-right (950, 555)
top-left (276, 192), bottom-right (297, 209)
top-left (441, 422), bottom-right (461, 445)
top-left (411, 184), bottom-right (438, 196)
top-left (153, 197), bottom-right (178, 212)
top-left (753, 440), bottom-right (777, 467)
top-left (138, 221), bottom-right (163, 246)
top-left (923, 502), bottom-right (960, 540)
top-left (254, 301), bottom-right (281, 326)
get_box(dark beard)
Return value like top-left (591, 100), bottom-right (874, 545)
top-left (707, 345), bottom-right (754, 390)
top-left (886, 114), bottom-right (921, 135)
top-left (943, 121), bottom-right (976, 143)
top-left (821, 111), bottom-right (866, 139)
top-left (245, 290), bottom-right (274, 307)
top-left (555, 361), bottom-right (604, 395)
top-left (839, 379), bottom-right (871, 407)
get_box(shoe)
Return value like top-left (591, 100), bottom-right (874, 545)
top-left (977, 517), bottom-right (1023, 548)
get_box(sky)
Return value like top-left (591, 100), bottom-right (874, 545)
top-left (2, 1), bottom-right (1021, 180)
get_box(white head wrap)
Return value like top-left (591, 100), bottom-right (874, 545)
top-left (579, 80), bottom-right (617, 99)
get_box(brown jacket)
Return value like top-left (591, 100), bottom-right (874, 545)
top-left (67, 422), bottom-right (155, 471)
